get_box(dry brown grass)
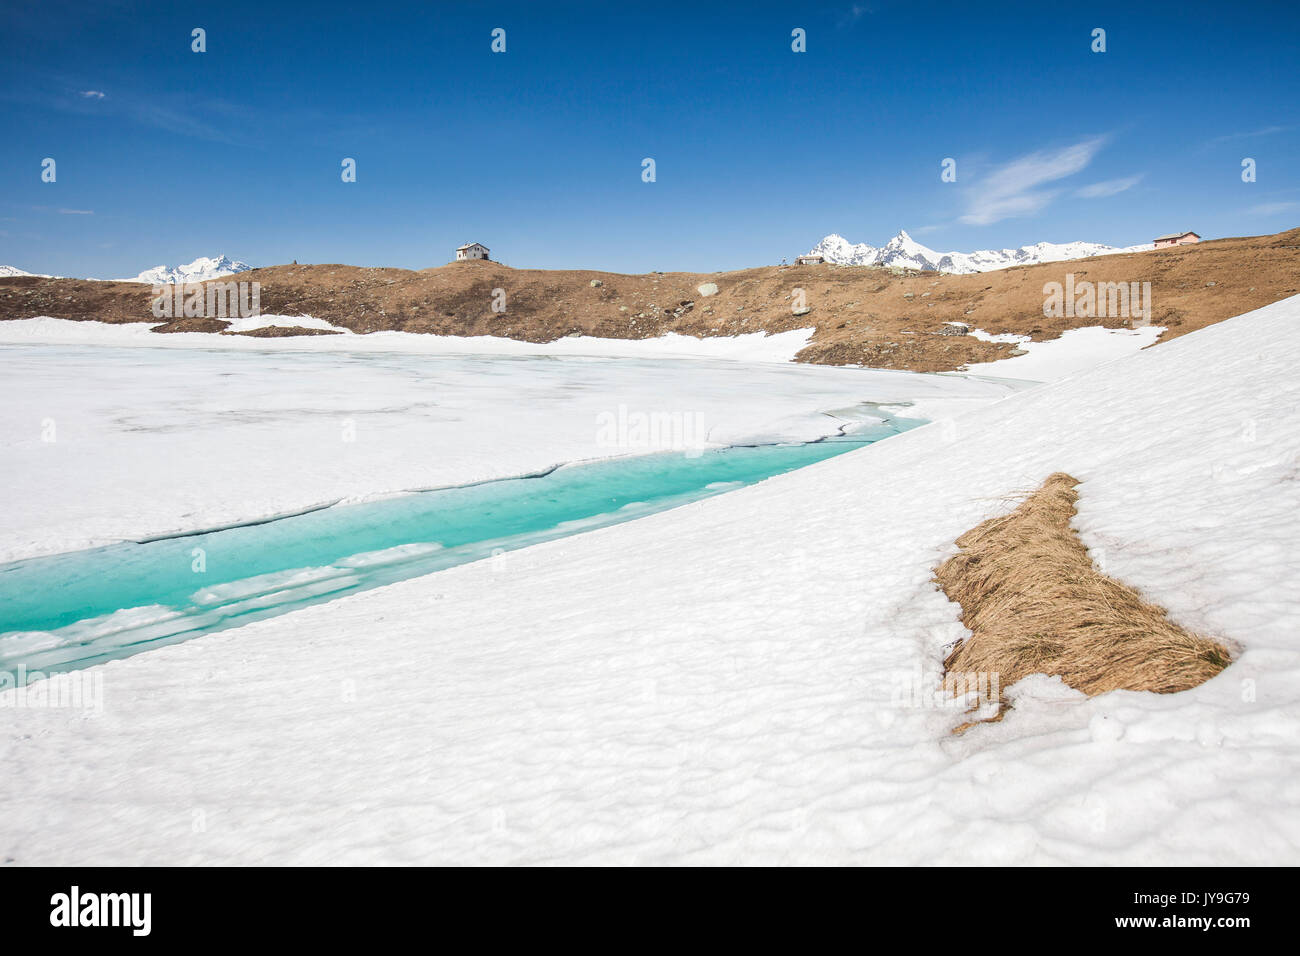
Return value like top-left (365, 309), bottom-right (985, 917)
top-left (938, 473), bottom-right (1231, 719)
top-left (3, 227), bottom-right (1298, 372)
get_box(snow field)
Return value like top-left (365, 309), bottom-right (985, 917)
top-left (1, 297), bottom-right (1297, 864)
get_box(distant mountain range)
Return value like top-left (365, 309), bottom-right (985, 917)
top-left (0, 256), bottom-right (253, 283)
top-left (4, 237), bottom-right (1150, 283)
top-left (120, 255), bottom-right (253, 284)
top-left (806, 230), bottom-right (1153, 274)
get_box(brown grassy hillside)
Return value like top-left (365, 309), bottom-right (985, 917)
top-left (2, 228), bottom-right (1296, 372)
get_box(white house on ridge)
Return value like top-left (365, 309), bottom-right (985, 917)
top-left (456, 242), bottom-right (490, 261)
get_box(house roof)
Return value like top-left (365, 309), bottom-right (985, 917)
top-left (456, 242), bottom-right (489, 251)
top-left (1153, 231), bottom-right (1199, 241)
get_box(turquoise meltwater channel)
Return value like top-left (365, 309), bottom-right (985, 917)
top-left (0, 422), bottom-right (921, 683)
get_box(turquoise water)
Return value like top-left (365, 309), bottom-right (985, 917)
top-left (0, 422), bottom-right (920, 682)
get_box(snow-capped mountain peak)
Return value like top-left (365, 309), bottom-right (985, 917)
top-left (806, 234), bottom-right (878, 266)
top-left (121, 255), bottom-right (253, 284)
top-left (0, 265), bottom-right (47, 278)
top-left (807, 231), bottom-right (1152, 274)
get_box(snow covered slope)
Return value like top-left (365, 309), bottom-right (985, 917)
top-left (959, 324), bottom-right (1166, 380)
top-left (2, 296), bottom-right (1298, 864)
top-left (119, 255), bottom-right (252, 284)
top-left (0, 265), bottom-right (49, 278)
top-left (808, 230), bottom-right (1152, 274)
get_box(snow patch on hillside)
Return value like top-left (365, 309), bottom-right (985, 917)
top-left (962, 324), bottom-right (1166, 380)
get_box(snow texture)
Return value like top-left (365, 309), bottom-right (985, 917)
top-left (960, 324), bottom-right (1166, 380)
top-left (0, 315), bottom-right (815, 362)
top-left (1, 296), bottom-right (1297, 864)
top-left (0, 322), bottom-right (1019, 562)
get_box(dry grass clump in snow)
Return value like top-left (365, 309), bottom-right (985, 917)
top-left (938, 472), bottom-right (1231, 709)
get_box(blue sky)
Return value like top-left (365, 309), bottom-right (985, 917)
top-left (2, 0), bottom-right (1298, 276)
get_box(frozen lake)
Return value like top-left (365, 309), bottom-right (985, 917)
top-left (0, 430), bottom-right (922, 680)
top-left (0, 336), bottom-right (1023, 563)
top-left (0, 332), bottom-right (1026, 678)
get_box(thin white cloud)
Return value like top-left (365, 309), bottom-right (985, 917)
top-left (1249, 201), bottom-right (1300, 215)
top-left (1075, 174), bottom-right (1143, 198)
top-left (58, 208), bottom-right (93, 215)
top-left (960, 136), bottom-right (1109, 225)
top-left (1206, 125), bottom-right (1290, 146)
top-left (1, 69), bottom-right (368, 146)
